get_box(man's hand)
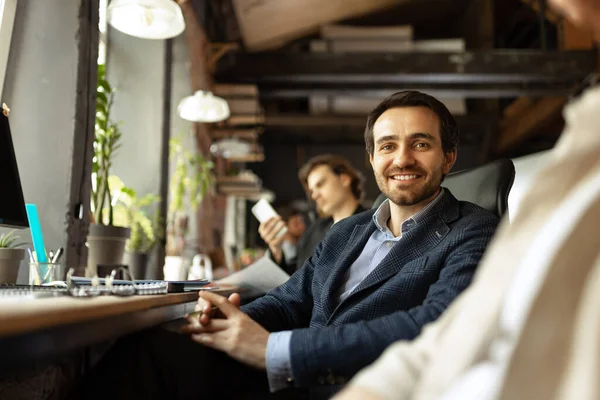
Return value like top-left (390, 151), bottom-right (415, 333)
top-left (181, 291), bottom-right (270, 369)
top-left (258, 216), bottom-right (287, 263)
top-left (189, 291), bottom-right (241, 325)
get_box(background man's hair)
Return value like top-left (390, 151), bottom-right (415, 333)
top-left (364, 91), bottom-right (459, 155)
top-left (298, 154), bottom-right (365, 202)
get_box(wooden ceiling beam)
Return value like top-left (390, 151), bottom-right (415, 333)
top-left (215, 50), bottom-right (596, 87)
top-left (496, 96), bottom-right (566, 153)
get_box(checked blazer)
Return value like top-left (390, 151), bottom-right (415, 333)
top-left (241, 189), bottom-right (499, 393)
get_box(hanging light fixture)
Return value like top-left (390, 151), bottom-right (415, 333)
top-left (177, 90), bottom-right (230, 123)
top-left (107, 0), bottom-right (185, 40)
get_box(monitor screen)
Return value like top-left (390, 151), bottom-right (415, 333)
top-left (0, 112), bottom-right (28, 228)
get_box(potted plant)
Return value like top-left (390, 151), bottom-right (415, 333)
top-left (87, 64), bottom-right (130, 275)
top-left (0, 230), bottom-right (27, 283)
top-left (164, 133), bottom-right (214, 280)
top-left (110, 176), bottom-right (162, 280)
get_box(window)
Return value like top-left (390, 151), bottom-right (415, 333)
top-left (98, 0), bottom-right (108, 65)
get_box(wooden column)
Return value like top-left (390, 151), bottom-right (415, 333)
top-left (66, 0), bottom-right (100, 273)
top-left (178, 0), bottom-right (216, 253)
top-left (156, 38), bottom-right (173, 279)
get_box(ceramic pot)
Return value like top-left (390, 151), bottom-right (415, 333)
top-left (125, 252), bottom-right (149, 281)
top-left (86, 224), bottom-right (130, 276)
top-left (0, 248), bottom-right (25, 283)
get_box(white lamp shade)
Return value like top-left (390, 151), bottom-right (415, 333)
top-left (178, 91), bottom-right (230, 123)
top-left (108, 0), bottom-right (185, 40)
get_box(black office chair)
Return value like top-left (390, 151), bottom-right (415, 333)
top-left (372, 158), bottom-right (516, 219)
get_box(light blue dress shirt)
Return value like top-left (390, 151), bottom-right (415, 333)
top-left (265, 190), bottom-right (446, 391)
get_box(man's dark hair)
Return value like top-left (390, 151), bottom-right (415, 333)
top-left (364, 91), bottom-right (459, 155)
top-left (298, 154), bottom-right (365, 202)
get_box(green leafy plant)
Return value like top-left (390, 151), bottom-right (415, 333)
top-left (166, 133), bottom-right (214, 256)
top-left (0, 230), bottom-right (27, 249)
top-left (91, 64), bottom-right (123, 226)
top-left (109, 176), bottom-right (162, 254)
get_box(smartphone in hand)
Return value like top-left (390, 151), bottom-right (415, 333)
top-left (251, 199), bottom-right (287, 238)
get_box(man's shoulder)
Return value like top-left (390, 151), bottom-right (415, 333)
top-left (325, 209), bottom-right (376, 238)
top-left (335, 208), bottom-right (376, 227)
top-left (452, 200), bottom-right (500, 232)
top-left (457, 200), bottom-right (499, 219)
top-left (422, 190), bottom-right (499, 231)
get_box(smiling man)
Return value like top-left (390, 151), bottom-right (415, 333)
top-left (368, 102), bottom-right (457, 237)
top-left (78, 92), bottom-right (499, 400)
top-left (334, 2), bottom-right (600, 400)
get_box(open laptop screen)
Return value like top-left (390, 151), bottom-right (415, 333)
top-left (0, 112), bottom-right (28, 228)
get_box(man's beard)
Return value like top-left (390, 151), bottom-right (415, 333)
top-left (376, 166), bottom-right (443, 207)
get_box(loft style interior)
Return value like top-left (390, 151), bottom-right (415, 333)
top-left (0, 0), bottom-right (598, 397)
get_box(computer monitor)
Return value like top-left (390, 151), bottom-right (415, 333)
top-left (0, 112), bottom-right (28, 228)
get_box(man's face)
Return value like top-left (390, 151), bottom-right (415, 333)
top-left (306, 164), bottom-right (351, 217)
top-left (550, 0), bottom-right (600, 39)
top-left (369, 106), bottom-right (456, 207)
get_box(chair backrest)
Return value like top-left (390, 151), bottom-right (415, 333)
top-left (372, 159), bottom-right (516, 219)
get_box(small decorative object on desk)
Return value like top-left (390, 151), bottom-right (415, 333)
top-left (188, 253), bottom-right (213, 281)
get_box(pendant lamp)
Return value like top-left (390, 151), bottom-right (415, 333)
top-left (108, 0), bottom-right (185, 40)
top-left (178, 91), bottom-right (230, 123)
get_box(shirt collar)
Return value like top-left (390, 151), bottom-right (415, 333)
top-left (373, 188), bottom-right (446, 235)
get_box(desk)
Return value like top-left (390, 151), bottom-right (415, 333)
top-left (0, 293), bottom-right (199, 372)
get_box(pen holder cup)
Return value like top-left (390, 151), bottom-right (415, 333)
top-left (29, 262), bottom-right (63, 285)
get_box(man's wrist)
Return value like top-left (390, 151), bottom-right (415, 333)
top-left (270, 246), bottom-right (283, 263)
top-left (266, 331), bottom-right (294, 392)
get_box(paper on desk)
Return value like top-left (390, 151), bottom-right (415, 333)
top-left (217, 257), bottom-right (290, 297)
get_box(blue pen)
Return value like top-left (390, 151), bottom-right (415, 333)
top-left (25, 204), bottom-right (48, 278)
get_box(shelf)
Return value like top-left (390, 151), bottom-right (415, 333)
top-left (224, 153), bottom-right (265, 162)
top-left (211, 128), bottom-right (262, 140)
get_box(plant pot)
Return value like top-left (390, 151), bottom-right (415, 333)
top-left (86, 224), bottom-right (130, 276)
top-left (0, 248), bottom-right (25, 283)
top-left (125, 252), bottom-right (149, 281)
top-left (163, 255), bottom-right (189, 281)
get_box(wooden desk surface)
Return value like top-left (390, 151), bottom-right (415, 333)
top-left (0, 285), bottom-right (242, 372)
top-left (0, 292), bottom-right (199, 338)
top-left (0, 292), bottom-right (203, 372)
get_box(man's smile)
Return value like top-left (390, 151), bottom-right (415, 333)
top-left (389, 174), bottom-right (420, 181)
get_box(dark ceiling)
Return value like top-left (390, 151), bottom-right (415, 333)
top-left (191, 0), bottom-right (596, 163)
